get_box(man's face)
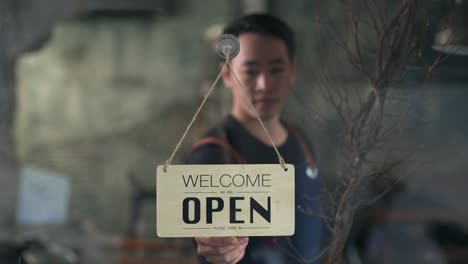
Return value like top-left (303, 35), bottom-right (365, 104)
top-left (222, 33), bottom-right (296, 122)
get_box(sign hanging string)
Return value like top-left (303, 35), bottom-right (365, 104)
top-left (226, 60), bottom-right (286, 170)
top-left (163, 62), bottom-right (227, 172)
top-left (163, 34), bottom-right (286, 172)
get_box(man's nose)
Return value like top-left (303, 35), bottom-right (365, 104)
top-left (255, 73), bottom-right (272, 92)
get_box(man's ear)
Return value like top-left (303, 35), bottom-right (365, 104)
top-left (289, 59), bottom-right (297, 88)
top-left (220, 61), bottom-right (232, 88)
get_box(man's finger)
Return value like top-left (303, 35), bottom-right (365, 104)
top-left (197, 237), bottom-right (248, 256)
top-left (195, 236), bottom-right (249, 263)
top-left (197, 244), bottom-right (238, 256)
top-left (205, 244), bottom-right (245, 264)
top-left (195, 236), bottom-right (238, 246)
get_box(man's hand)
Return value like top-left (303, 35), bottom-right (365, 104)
top-left (195, 236), bottom-right (249, 264)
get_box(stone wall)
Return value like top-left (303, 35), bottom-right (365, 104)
top-left (15, 0), bottom-right (238, 237)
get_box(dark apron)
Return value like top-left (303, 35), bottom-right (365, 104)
top-left (286, 159), bottom-right (322, 264)
top-left (194, 128), bottom-right (323, 264)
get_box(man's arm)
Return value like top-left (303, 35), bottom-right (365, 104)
top-left (186, 144), bottom-right (249, 263)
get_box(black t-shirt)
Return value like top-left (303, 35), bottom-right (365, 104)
top-left (188, 115), bottom-right (313, 165)
top-left (187, 115), bottom-right (322, 264)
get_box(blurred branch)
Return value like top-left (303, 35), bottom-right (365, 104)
top-left (308, 0), bottom-right (443, 263)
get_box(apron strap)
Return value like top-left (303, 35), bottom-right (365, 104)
top-left (286, 124), bottom-right (317, 169)
top-left (192, 136), bottom-right (245, 164)
top-left (192, 124), bottom-right (316, 167)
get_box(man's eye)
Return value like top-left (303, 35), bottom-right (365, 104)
top-left (270, 68), bottom-right (284, 74)
top-left (244, 70), bottom-right (258, 76)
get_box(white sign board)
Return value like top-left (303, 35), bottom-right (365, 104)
top-left (16, 166), bottom-right (70, 225)
top-left (156, 164), bottom-right (295, 237)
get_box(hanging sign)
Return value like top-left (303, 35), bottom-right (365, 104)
top-left (156, 164), bottom-right (295, 237)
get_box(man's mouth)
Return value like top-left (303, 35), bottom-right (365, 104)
top-left (253, 98), bottom-right (279, 112)
top-left (254, 98), bottom-right (277, 105)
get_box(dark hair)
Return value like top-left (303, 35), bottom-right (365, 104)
top-left (223, 13), bottom-right (296, 59)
